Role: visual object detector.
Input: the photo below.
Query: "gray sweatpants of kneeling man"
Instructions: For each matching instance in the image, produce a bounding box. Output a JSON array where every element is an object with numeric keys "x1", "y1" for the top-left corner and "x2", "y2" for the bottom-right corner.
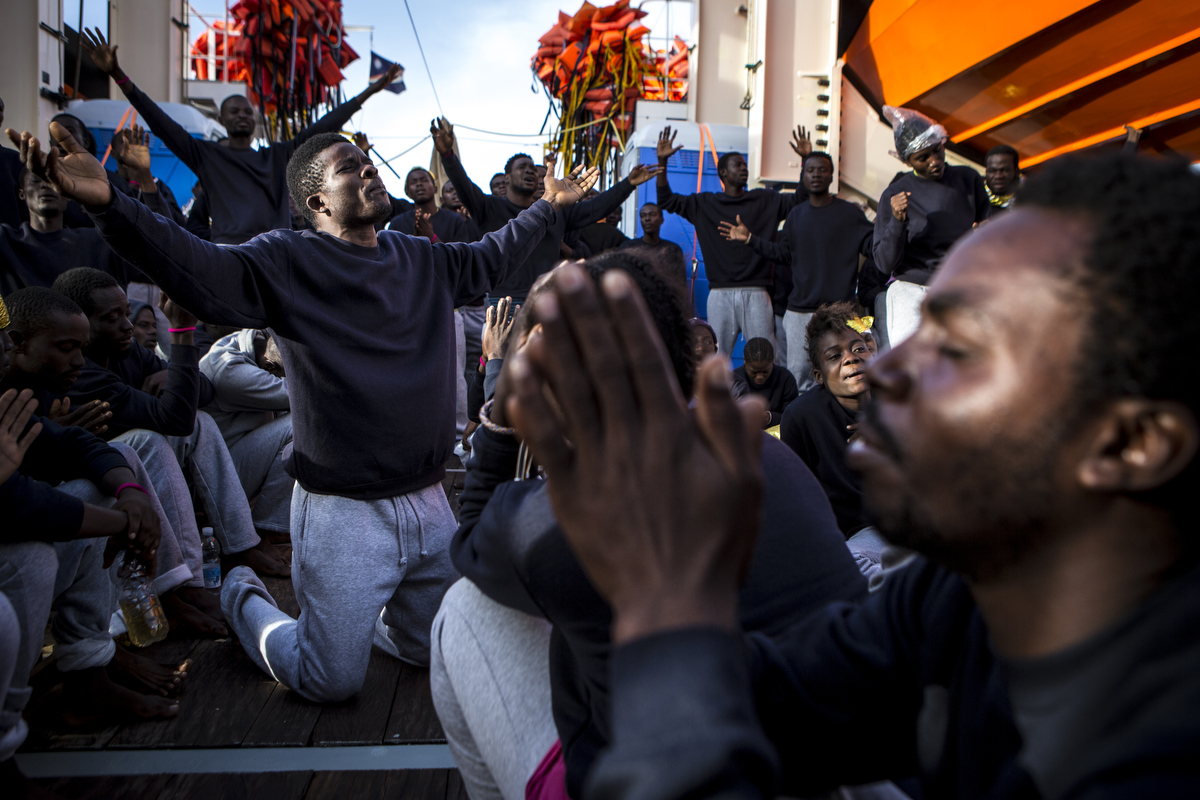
[{"x1": 221, "y1": 482, "x2": 459, "y2": 702}]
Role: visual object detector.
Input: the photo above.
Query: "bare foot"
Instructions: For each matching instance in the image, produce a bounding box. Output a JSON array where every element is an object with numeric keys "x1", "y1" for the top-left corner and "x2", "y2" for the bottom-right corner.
[
  {"x1": 62, "y1": 666, "x2": 179, "y2": 725},
  {"x1": 162, "y1": 590, "x2": 228, "y2": 638},
  {"x1": 227, "y1": 538, "x2": 291, "y2": 577},
  {"x1": 109, "y1": 644, "x2": 190, "y2": 696},
  {"x1": 177, "y1": 585, "x2": 225, "y2": 622}
]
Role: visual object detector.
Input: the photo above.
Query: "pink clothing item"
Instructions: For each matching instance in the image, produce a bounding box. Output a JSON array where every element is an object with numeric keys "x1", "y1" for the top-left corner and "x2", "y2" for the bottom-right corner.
[{"x1": 526, "y1": 740, "x2": 571, "y2": 800}]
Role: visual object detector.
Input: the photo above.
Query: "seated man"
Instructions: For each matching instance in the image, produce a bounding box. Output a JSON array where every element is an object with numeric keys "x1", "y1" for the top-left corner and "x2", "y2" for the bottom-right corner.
[
  {"x1": 50, "y1": 268, "x2": 289, "y2": 581},
  {"x1": 2, "y1": 287, "x2": 231, "y2": 635},
  {"x1": 200, "y1": 329, "x2": 293, "y2": 540},
  {"x1": 779, "y1": 302, "x2": 898, "y2": 583},
  {"x1": 432, "y1": 252, "x2": 866, "y2": 800},
  {"x1": 0, "y1": 298, "x2": 186, "y2": 792},
  {"x1": 732, "y1": 338, "x2": 798, "y2": 428},
  {"x1": 509, "y1": 154, "x2": 1200, "y2": 799}
]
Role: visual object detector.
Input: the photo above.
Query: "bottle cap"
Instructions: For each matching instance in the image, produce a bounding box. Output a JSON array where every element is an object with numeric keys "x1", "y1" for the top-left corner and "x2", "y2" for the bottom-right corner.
[{"x1": 202, "y1": 527, "x2": 214, "y2": 536}]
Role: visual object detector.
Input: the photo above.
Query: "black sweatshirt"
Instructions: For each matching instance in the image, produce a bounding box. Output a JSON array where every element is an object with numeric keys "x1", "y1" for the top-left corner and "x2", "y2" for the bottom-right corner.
[
  {"x1": 89, "y1": 189, "x2": 558, "y2": 499},
  {"x1": 656, "y1": 184, "x2": 803, "y2": 287},
  {"x1": 388, "y1": 207, "x2": 475, "y2": 243},
  {"x1": 123, "y1": 83, "x2": 366, "y2": 244},
  {"x1": 0, "y1": 412, "x2": 129, "y2": 543},
  {"x1": 69, "y1": 339, "x2": 214, "y2": 439},
  {"x1": 747, "y1": 198, "x2": 873, "y2": 312},
  {"x1": 590, "y1": 555, "x2": 1200, "y2": 800},
  {"x1": 732, "y1": 365, "x2": 799, "y2": 428},
  {"x1": 0, "y1": 147, "x2": 23, "y2": 228},
  {"x1": 577, "y1": 221, "x2": 629, "y2": 255},
  {"x1": 0, "y1": 223, "x2": 137, "y2": 296},
  {"x1": 441, "y1": 151, "x2": 635, "y2": 300},
  {"x1": 874, "y1": 166, "x2": 989, "y2": 285},
  {"x1": 451, "y1": 426, "x2": 867, "y2": 798},
  {"x1": 780, "y1": 386, "x2": 866, "y2": 536}
]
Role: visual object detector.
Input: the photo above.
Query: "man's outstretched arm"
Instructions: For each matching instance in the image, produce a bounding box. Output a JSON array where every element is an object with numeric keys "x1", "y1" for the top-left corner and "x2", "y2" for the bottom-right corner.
[
  {"x1": 7, "y1": 125, "x2": 280, "y2": 328},
  {"x1": 565, "y1": 163, "x2": 659, "y2": 230}
]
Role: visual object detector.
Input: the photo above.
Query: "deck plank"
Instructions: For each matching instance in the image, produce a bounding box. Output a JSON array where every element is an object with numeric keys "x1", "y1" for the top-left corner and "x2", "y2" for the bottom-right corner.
[
  {"x1": 260, "y1": 545, "x2": 300, "y2": 619},
  {"x1": 242, "y1": 683, "x2": 323, "y2": 747},
  {"x1": 159, "y1": 770, "x2": 314, "y2": 800},
  {"x1": 447, "y1": 768, "x2": 469, "y2": 800},
  {"x1": 108, "y1": 639, "x2": 276, "y2": 748},
  {"x1": 384, "y1": 665, "x2": 446, "y2": 744},
  {"x1": 309, "y1": 650, "x2": 402, "y2": 745},
  {"x1": 303, "y1": 768, "x2": 449, "y2": 800}
]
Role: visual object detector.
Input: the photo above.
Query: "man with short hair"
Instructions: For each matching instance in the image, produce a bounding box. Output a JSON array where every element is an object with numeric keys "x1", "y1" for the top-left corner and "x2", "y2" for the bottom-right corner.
[
  {"x1": 510, "y1": 153, "x2": 1200, "y2": 799},
  {"x1": 720, "y1": 152, "x2": 873, "y2": 389},
  {"x1": 434, "y1": 117, "x2": 654, "y2": 301},
  {"x1": 656, "y1": 126, "x2": 812, "y2": 355},
  {"x1": 620, "y1": 203, "x2": 686, "y2": 287},
  {"x1": 82, "y1": 29, "x2": 402, "y2": 244},
  {"x1": 52, "y1": 267, "x2": 290, "y2": 583},
  {"x1": 874, "y1": 106, "x2": 989, "y2": 345},
  {"x1": 984, "y1": 145, "x2": 1020, "y2": 217},
  {"x1": 0, "y1": 168, "x2": 135, "y2": 296},
  {"x1": 9, "y1": 119, "x2": 597, "y2": 703},
  {"x1": 732, "y1": 338, "x2": 798, "y2": 429},
  {"x1": 489, "y1": 172, "x2": 508, "y2": 197},
  {"x1": 389, "y1": 167, "x2": 474, "y2": 244}
]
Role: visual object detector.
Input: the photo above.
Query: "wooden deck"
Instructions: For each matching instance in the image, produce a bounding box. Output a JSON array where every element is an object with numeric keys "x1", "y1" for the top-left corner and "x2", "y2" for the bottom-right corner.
[{"x1": 17, "y1": 466, "x2": 468, "y2": 799}]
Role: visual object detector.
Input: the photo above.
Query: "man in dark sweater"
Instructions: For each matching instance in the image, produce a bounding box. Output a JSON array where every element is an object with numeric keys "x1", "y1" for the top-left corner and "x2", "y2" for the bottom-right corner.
[
  {"x1": 0, "y1": 97, "x2": 24, "y2": 229},
  {"x1": 576, "y1": 205, "x2": 629, "y2": 256},
  {"x1": 874, "y1": 106, "x2": 989, "y2": 345},
  {"x1": 720, "y1": 152, "x2": 873, "y2": 389},
  {"x1": 52, "y1": 268, "x2": 289, "y2": 585},
  {"x1": 388, "y1": 167, "x2": 475, "y2": 244},
  {"x1": 434, "y1": 117, "x2": 655, "y2": 301},
  {"x1": 732, "y1": 338, "x2": 798, "y2": 429},
  {"x1": 0, "y1": 168, "x2": 135, "y2": 296},
  {"x1": 619, "y1": 203, "x2": 686, "y2": 289},
  {"x1": 656, "y1": 126, "x2": 812, "y2": 355},
  {"x1": 508, "y1": 155, "x2": 1200, "y2": 800},
  {"x1": 82, "y1": 29, "x2": 402, "y2": 244},
  {"x1": 430, "y1": 252, "x2": 866, "y2": 800},
  {"x1": 0, "y1": 296, "x2": 183, "y2": 780},
  {"x1": 8, "y1": 120, "x2": 597, "y2": 703}
]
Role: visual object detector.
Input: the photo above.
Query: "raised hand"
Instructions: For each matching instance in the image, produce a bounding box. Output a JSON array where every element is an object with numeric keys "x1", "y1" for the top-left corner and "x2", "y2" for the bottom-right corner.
[
  {"x1": 0, "y1": 388, "x2": 41, "y2": 485},
  {"x1": 657, "y1": 126, "x2": 684, "y2": 162},
  {"x1": 430, "y1": 117, "x2": 456, "y2": 156},
  {"x1": 6, "y1": 124, "x2": 113, "y2": 208},
  {"x1": 482, "y1": 296, "x2": 520, "y2": 361},
  {"x1": 414, "y1": 207, "x2": 435, "y2": 240},
  {"x1": 507, "y1": 265, "x2": 767, "y2": 643},
  {"x1": 158, "y1": 291, "x2": 198, "y2": 330},
  {"x1": 368, "y1": 63, "x2": 403, "y2": 96},
  {"x1": 540, "y1": 154, "x2": 600, "y2": 211},
  {"x1": 627, "y1": 163, "x2": 661, "y2": 186},
  {"x1": 717, "y1": 214, "x2": 751, "y2": 244},
  {"x1": 80, "y1": 27, "x2": 121, "y2": 76},
  {"x1": 890, "y1": 191, "x2": 910, "y2": 222},
  {"x1": 114, "y1": 124, "x2": 152, "y2": 172},
  {"x1": 790, "y1": 125, "x2": 813, "y2": 158},
  {"x1": 352, "y1": 132, "x2": 371, "y2": 154},
  {"x1": 48, "y1": 397, "x2": 112, "y2": 436}
]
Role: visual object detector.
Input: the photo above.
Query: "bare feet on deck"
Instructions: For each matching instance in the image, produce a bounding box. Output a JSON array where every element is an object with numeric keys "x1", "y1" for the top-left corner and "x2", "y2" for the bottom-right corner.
[
  {"x1": 61, "y1": 665, "x2": 179, "y2": 726},
  {"x1": 109, "y1": 644, "x2": 190, "y2": 696},
  {"x1": 162, "y1": 589, "x2": 228, "y2": 638},
  {"x1": 177, "y1": 585, "x2": 225, "y2": 622},
  {"x1": 227, "y1": 537, "x2": 291, "y2": 577}
]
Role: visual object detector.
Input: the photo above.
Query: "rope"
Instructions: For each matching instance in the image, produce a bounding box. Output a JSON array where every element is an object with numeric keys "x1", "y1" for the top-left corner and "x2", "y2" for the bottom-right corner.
[{"x1": 402, "y1": 0, "x2": 444, "y2": 117}]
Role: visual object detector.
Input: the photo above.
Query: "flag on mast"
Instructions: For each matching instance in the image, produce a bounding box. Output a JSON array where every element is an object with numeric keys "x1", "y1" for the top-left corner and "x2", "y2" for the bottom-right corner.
[{"x1": 370, "y1": 52, "x2": 406, "y2": 94}]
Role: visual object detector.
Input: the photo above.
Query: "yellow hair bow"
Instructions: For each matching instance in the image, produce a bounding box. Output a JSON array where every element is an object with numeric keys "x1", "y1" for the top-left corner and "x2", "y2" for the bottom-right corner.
[{"x1": 846, "y1": 316, "x2": 873, "y2": 334}]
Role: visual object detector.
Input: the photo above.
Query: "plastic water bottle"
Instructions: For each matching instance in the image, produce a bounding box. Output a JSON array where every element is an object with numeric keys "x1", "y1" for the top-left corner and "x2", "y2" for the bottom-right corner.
[
  {"x1": 202, "y1": 527, "x2": 222, "y2": 589},
  {"x1": 117, "y1": 553, "x2": 169, "y2": 647}
]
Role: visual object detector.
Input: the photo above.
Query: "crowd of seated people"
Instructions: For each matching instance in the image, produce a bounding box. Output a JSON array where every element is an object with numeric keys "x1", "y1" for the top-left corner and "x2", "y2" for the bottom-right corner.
[{"x1": 3, "y1": 28, "x2": 1197, "y2": 800}]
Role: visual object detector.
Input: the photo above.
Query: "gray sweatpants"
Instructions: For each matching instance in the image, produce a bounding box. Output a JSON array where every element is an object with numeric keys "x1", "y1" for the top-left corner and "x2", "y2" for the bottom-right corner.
[
  {"x1": 885, "y1": 280, "x2": 927, "y2": 346},
  {"x1": 221, "y1": 481, "x2": 459, "y2": 702},
  {"x1": 0, "y1": 528, "x2": 117, "y2": 760},
  {"x1": 117, "y1": 412, "x2": 260, "y2": 565},
  {"x1": 430, "y1": 579, "x2": 557, "y2": 800},
  {"x1": 706, "y1": 287, "x2": 776, "y2": 355},
  {"x1": 782, "y1": 310, "x2": 817, "y2": 392},
  {"x1": 227, "y1": 415, "x2": 293, "y2": 535}
]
